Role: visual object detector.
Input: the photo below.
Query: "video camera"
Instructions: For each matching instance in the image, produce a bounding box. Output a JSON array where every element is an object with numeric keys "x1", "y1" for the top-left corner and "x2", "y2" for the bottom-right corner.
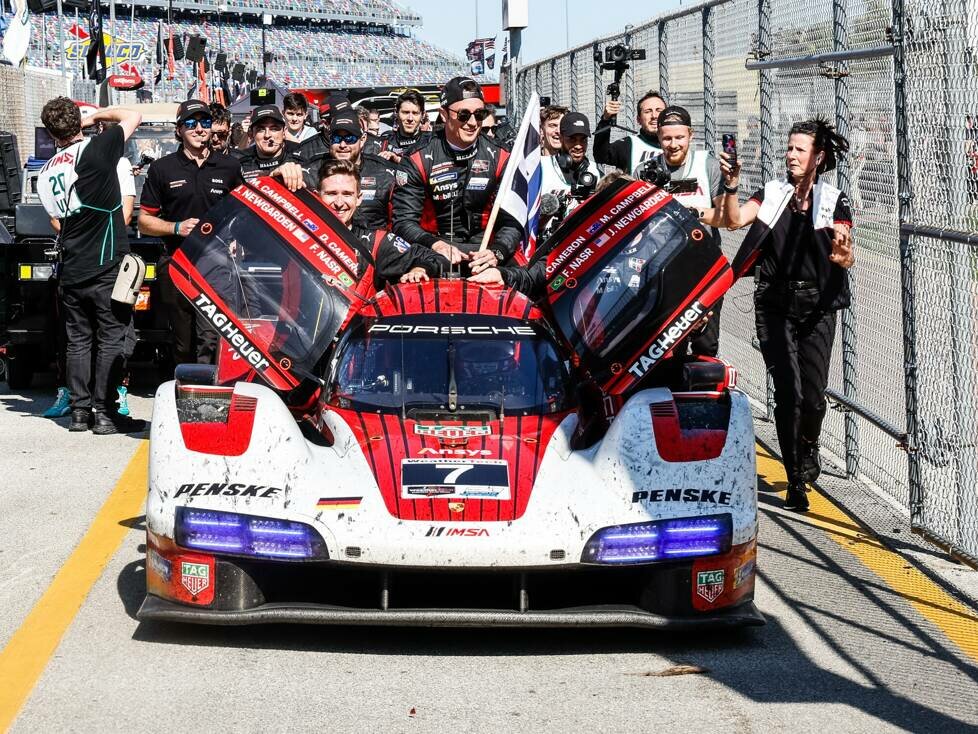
[{"x1": 594, "y1": 43, "x2": 646, "y2": 101}]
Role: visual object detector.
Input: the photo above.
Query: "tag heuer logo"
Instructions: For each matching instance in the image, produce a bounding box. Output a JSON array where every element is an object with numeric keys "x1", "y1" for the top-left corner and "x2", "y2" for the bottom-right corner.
[
  {"x1": 414, "y1": 424, "x2": 491, "y2": 439},
  {"x1": 696, "y1": 569, "x2": 725, "y2": 603},
  {"x1": 180, "y1": 561, "x2": 210, "y2": 596}
]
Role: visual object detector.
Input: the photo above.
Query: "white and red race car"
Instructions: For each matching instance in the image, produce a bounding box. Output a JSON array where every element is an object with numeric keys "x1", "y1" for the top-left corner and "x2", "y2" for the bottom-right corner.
[{"x1": 138, "y1": 177, "x2": 762, "y2": 628}]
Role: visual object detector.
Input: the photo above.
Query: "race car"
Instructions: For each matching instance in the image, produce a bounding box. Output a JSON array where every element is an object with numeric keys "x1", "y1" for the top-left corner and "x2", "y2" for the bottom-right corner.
[{"x1": 138, "y1": 176, "x2": 762, "y2": 628}]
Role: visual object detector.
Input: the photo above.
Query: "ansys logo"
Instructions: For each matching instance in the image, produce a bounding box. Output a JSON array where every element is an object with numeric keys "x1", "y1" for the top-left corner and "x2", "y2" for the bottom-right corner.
[{"x1": 63, "y1": 23, "x2": 145, "y2": 68}]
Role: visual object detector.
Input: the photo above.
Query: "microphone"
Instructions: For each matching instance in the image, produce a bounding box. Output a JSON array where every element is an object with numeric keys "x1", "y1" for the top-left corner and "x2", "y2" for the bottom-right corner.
[{"x1": 540, "y1": 192, "x2": 562, "y2": 217}]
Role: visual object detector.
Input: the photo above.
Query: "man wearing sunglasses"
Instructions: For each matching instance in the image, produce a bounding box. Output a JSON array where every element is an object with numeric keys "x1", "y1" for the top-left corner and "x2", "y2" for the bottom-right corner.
[
  {"x1": 208, "y1": 103, "x2": 232, "y2": 154},
  {"x1": 237, "y1": 104, "x2": 308, "y2": 189},
  {"x1": 138, "y1": 99, "x2": 243, "y2": 365},
  {"x1": 392, "y1": 76, "x2": 521, "y2": 271}
]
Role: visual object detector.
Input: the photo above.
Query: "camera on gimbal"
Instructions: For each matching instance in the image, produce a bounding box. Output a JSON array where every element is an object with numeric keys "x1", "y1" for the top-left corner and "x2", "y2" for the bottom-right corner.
[
  {"x1": 570, "y1": 170, "x2": 598, "y2": 200},
  {"x1": 593, "y1": 43, "x2": 647, "y2": 100}
]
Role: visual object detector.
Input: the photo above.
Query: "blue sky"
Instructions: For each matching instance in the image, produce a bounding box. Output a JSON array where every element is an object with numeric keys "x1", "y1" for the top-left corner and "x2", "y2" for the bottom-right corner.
[{"x1": 406, "y1": 0, "x2": 682, "y2": 69}]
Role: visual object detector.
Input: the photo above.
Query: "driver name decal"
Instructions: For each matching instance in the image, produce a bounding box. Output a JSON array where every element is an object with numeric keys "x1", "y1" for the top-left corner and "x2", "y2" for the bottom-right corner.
[
  {"x1": 626, "y1": 301, "x2": 705, "y2": 379},
  {"x1": 193, "y1": 293, "x2": 272, "y2": 372}
]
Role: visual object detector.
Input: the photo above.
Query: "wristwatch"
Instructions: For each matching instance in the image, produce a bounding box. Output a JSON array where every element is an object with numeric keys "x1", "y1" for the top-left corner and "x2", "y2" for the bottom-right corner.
[{"x1": 491, "y1": 248, "x2": 506, "y2": 264}]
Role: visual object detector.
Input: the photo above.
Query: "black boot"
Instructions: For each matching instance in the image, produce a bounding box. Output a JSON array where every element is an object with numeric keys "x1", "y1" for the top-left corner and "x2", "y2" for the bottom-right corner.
[
  {"x1": 69, "y1": 409, "x2": 92, "y2": 432},
  {"x1": 798, "y1": 438, "x2": 822, "y2": 483},
  {"x1": 784, "y1": 482, "x2": 810, "y2": 512},
  {"x1": 92, "y1": 410, "x2": 146, "y2": 435}
]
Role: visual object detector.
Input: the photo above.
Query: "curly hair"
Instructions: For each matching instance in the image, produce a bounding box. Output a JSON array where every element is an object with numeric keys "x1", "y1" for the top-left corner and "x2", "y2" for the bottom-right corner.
[
  {"x1": 789, "y1": 117, "x2": 850, "y2": 174},
  {"x1": 41, "y1": 96, "x2": 81, "y2": 144}
]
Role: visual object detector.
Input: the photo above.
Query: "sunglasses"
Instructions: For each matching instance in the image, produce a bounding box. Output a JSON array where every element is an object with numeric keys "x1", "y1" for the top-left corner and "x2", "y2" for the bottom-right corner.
[
  {"x1": 331, "y1": 133, "x2": 360, "y2": 145},
  {"x1": 211, "y1": 131, "x2": 230, "y2": 141},
  {"x1": 449, "y1": 108, "x2": 491, "y2": 124},
  {"x1": 182, "y1": 117, "x2": 213, "y2": 130}
]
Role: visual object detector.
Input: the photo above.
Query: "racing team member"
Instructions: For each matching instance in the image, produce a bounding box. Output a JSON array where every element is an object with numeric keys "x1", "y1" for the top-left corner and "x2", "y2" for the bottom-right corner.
[
  {"x1": 237, "y1": 105, "x2": 308, "y2": 184},
  {"x1": 138, "y1": 99, "x2": 243, "y2": 365},
  {"x1": 283, "y1": 92, "x2": 317, "y2": 143},
  {"x1": 539, "y1": 112, "x2": 601, "y2": 201},
  {"x1": 37, "y1": 98, "x2": 144, "y2": 434},
  {"x1": 723, "y1": 119, "x2": 854, "y2": 512},
  {"x1": 391, "y1": 76, "x2": 522, "y2": 273},
  {"x1": 640, "y1": 105, "x2": 728, "y2": 357},
  {"x1": 302, "y1": 109, "x2": 397, "y2": 230},
  {"x1": 540, "y1": 105, "x2": 568, "y2": 157},
  {"x1": 300, "y1": 94, "x2": 353, "y2": 164},
  {"x1": 209, "y1": 103, "x2": 232, "y2": 154},
  {"x1": 595, "y1": 90, "x2": 666, "y2": 172},
  {"x1": 375, "y1": 89, "x2": 431, "y2": 165},
  {"x1": 316, "y1": 158, "x2": 441, "y2": 292}
]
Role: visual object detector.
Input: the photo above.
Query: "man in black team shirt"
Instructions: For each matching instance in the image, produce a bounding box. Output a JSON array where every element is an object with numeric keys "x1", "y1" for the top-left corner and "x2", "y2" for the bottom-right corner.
[
  {"x1": 138, "y1": 99, "x2": 243, "y2": 365},
  {"x1": 36, "y1": 97, "x2": 145, "y2": 434},
  {"x1": 236, "y1": 104, "x2": 308, "y2": 187},
  {"x1": 304, "y1": 109, "x2": 397, "y2": 230},
  {"x1": 594, "y1": 90, "x2": 666, "y2": 173},
  {"x1": 375, "y1": 89, "x2": 431, "y2": 165},
  {"x1": 391, "y1": 76, "x2": 521, "y2": 272}
]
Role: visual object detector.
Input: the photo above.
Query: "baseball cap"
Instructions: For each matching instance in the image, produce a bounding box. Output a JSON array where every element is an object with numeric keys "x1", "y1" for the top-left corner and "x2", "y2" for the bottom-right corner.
[
  {"x1": 250, "y1": 104, "x2": 285, "y2": 126},
  {"x1": 318, "y1": 94, "x2": 351, "y2": 116},
  {"x1": 560, "y1": 112, "x2": 591, "y2": 137},
  {"x1": 330, "y1": 110, "x2": 362, "y2": 136},
  {"x1": 657, "y1": 105, "x2": 693, "y2": 128},
  {"x1": 440, "y1": 76, "x2": 484, "y2": 107},
  {"x1": 176, "y1": 99, "x2": 209, "y2": 124}
]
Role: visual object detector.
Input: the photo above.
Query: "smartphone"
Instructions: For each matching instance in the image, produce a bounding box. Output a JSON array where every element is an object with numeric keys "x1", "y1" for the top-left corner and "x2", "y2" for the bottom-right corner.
[{"x1": 722, "y1": 133, "x2": 738, "y2": 167}]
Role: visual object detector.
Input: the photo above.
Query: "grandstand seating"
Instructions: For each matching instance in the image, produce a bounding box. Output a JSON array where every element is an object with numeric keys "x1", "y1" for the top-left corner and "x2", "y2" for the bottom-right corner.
[{"x1": 19, "y1": 0, "x2": 467, "y2": 89}]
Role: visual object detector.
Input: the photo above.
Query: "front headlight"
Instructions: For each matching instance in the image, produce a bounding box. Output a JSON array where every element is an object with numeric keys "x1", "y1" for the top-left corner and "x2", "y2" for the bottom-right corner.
[
  {"x1": 581, "y1": 514, "x2": 732, "y2": 565},
  {"x1": 175, "y1": 507, "x2": 327, "y2": 560}
]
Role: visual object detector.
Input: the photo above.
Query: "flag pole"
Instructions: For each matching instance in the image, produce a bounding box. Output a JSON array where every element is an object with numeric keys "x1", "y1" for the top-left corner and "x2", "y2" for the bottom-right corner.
[
  {"x1": 57, "y1": 0, "x2": 66, "y2": 79},
  {"x1": 478, "y1": 92, "x2": 538, "y2": 252}
]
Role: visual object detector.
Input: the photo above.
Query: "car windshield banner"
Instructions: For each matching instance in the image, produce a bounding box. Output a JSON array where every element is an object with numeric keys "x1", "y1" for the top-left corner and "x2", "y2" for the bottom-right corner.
[
  {"x1": 170, "y1": 177, "x2": 369, "y2": 390},
  {"x1": 533, "y1": 178, "x2": 733, "y2": 397}
]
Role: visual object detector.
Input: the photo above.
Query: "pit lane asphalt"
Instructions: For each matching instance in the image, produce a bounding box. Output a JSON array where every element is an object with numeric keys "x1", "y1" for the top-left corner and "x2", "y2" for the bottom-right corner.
[{"x1": 1, "y1": 378, "x2": 977, "y2": 734}]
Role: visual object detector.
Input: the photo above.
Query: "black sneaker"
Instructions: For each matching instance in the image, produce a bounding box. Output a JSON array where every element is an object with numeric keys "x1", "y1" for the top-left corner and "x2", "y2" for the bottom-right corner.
[
  {"x1": 92, "y1": 411, "x2": 146, "y2": 435},
  {"x1": 784, "y1": 482, "x2": 810, "y2": 512},
  {"x1": 68, "y1": 409, "x2": 92, "y2": 432},
  {"x1": 798, "y1": 439, "x2": 822, "y2": 482}
]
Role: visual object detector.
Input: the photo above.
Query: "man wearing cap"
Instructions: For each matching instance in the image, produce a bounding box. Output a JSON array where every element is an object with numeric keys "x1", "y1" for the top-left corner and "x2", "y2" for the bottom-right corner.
[
  {"x1": 303, "y1": 109, "x2": 398, "y2": 230},
  {"x1": 237, "y1": 104, "x2": 308, "y2": 189},
  {"x1": 644, "y1": 104, "x2": 729, "y2": 357},
  {"x1": 299, "y1": 94, "x2": 353, "y2": 164},
  {"x1": 594, "y1": 90, "x2": 666, "y2": 173},
  {"x1": 138, "y1": 99, "x2": 243, "y2": 365},
  {"x1": 391, "y1": 76, "x2": 521, "y2": 272},
  {"x1": 540, "y1": 111, "x2": 601, "y2": 200}
]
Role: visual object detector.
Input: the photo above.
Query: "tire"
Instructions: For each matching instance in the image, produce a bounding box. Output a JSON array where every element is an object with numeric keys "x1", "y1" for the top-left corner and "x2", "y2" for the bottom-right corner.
[{"x1": 5, "y1": 355, "x2": 34, "y2": 390}]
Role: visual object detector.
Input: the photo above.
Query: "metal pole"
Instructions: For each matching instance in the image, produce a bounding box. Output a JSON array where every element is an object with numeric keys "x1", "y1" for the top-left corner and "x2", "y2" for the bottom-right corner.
[
  {"x1": 570, "y1": 50, "x2": 578, "y2": 111},
  {"x1": 702, "y1": 5, "x2": 716, "y2": 154},
  {"x1": 57, "y1": 0, "x2": 66, "y2": 79},
  {"x1": 891, "y1": 0, "x2": 923, "y2": 523},
  {"x1": 593, "y1": 42, "x2": 604, "y2": 134},
  {"x1": 565, "y1": 0, "x2": 569, "y2": 50},
  {"x1": 834, "y1": 0, "x2": 860, "y2": 479},
  {"x1": 550, "y1": 57, "x2": 557, "y2": 104},
  {"x1": 658, "y1": 21, "x2": 669, "y2": 100},
  {"x1": 509, "y1": 29, "x2": 521, "y2": 123},
  {"x1": 758, "y1": 0, "x2": 776, "y2": 422}
]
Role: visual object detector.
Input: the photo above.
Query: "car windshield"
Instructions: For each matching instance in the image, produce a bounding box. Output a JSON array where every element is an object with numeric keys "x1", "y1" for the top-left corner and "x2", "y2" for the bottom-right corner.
[{"x1": 327, "y1": 316, "x2": 572, "y2": 416}]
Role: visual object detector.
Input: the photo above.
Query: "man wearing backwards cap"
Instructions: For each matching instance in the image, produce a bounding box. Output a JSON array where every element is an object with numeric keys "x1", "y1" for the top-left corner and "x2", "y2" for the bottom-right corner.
[
  {"x1": 302, "y1": 108, "x2": 398, "y2": 230},
  {"x1": 236, "y1": 104, "x2": 308, "y2": 189},
  {"x1": 391, "y1": 76, "x2": 522, "y2": 272},
  {"x1": 643, "y1": 104, "x2": 731, "y2": 357},
  {"x1": 539, "y1": 111, "x2": 601, "y2": 202}
]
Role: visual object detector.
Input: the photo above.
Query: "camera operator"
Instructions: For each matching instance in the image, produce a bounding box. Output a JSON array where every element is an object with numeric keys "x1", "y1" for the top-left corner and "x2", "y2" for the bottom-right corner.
[
  {"x1": 36, "y1": 97, "x2": 145, "y2": 434},
  {"x1": 540, "y1": 105, "x2": 568, "y2": 157},
  {"x1": 315, "y1": 158, "x2": 442, "y2": 293},
  {"x1": 637, "y1": 105, "x2": 729, "y2": 357},
  {"x1": 724, "y1": 118, "x2": 854, "y2": 512},
  {"x1": 391, "y1": 76, "x2": 521, "y2": 273},
  {"x1": 138, "y1": 99, "x2": 243, "y2": 365},
  {"x1": 237, "y1": 105, "x2": 308, "y2": 187},
  {"x1": 375, "y1": 89, "x2": 431, "y2": 165},
  {"x1": 283, "y1": 92, "x2": 317, "y2": 144},
  {"x1": 208, "y1": 103, "x2": 232, "y2": 154},
  {"x1": 305, "y1": 109, "x2": 397, "y2": 230},
  {"x1": 538, "y1": 112, "x2": 600, "y2": 232},
  {"x1": 594, "y1": 90, "x2": 666, "y2": 172}
]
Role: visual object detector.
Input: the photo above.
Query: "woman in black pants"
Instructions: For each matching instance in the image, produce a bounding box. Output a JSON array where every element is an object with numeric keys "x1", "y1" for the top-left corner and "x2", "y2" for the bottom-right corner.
[{"x1": 721, "y1": 119, "x2": 855, "y2": 511}]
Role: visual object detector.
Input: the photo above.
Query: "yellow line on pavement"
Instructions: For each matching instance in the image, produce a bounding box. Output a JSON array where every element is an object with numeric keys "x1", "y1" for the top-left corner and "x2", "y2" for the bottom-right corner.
[
  {"x1": 0, "y1": 442, "x2": 148, "y2": 733},
  {"x1": 756, "y1": 444, "x2": 978, "y2": 663}
]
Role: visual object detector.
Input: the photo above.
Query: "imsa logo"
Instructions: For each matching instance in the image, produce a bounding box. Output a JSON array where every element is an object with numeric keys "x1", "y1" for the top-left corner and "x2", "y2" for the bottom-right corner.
[{"x1": 425, "y1": 526, "x2": 489, "y2": 537}]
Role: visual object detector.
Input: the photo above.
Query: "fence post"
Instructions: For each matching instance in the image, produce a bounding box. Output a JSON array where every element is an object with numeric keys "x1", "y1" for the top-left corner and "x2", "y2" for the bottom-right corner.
[
  {"x1": 758, "y1": 0, "x2": 776, "y2": 421},
  {"x1": 891, "y1": 0, "x2": 922, "y2": 522},
  {"x1": 570, "y1": 50, "x2": 579, "y2": 111},
  {"x1": 550, "y1": 57, "x2": 558, "y2": 104},
  {"x1": 702, "y1": 5, "x2": 716, "y2": 154},
  {"x1": 658, "y1": 21, "x2": 670, "y2": 100},
  {"x1": 833, "y1": 0, "x2": 860, "y2": 479},
  {"x1": 593, "y1": 42, "x2": 604, "y2": 132}
]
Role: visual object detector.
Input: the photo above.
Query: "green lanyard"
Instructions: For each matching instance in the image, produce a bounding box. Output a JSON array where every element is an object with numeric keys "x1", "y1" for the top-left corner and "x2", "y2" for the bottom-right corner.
[{"x1": 78, "y1": 201, "x2": 122, "y2": 265}]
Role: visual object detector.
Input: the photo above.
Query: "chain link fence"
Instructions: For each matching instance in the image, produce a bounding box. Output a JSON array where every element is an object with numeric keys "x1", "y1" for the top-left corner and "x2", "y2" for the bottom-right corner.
[{"x1": 513, "y1": 0, "x2": 978, "y2": 565}]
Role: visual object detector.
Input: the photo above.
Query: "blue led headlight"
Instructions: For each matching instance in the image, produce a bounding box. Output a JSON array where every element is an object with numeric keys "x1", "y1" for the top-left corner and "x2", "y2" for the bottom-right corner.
[
  {"x1": 175, "y1": 507, "x2": 327, "y2": 560},
  {"x1": 581, "y1": 514, "x2": 732, "y2": 565}
]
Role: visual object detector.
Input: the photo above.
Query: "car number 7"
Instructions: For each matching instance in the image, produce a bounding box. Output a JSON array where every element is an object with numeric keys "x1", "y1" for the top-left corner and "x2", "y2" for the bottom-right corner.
[{"x1": 436, "y1": 464, "x2": 473, "y2": 484}]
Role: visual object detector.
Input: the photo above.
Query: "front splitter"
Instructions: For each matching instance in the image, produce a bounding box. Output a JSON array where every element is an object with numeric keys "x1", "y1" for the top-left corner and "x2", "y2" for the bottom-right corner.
[{"x1": 137, "y1": 595, "x2": 765, "y2": 629}]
